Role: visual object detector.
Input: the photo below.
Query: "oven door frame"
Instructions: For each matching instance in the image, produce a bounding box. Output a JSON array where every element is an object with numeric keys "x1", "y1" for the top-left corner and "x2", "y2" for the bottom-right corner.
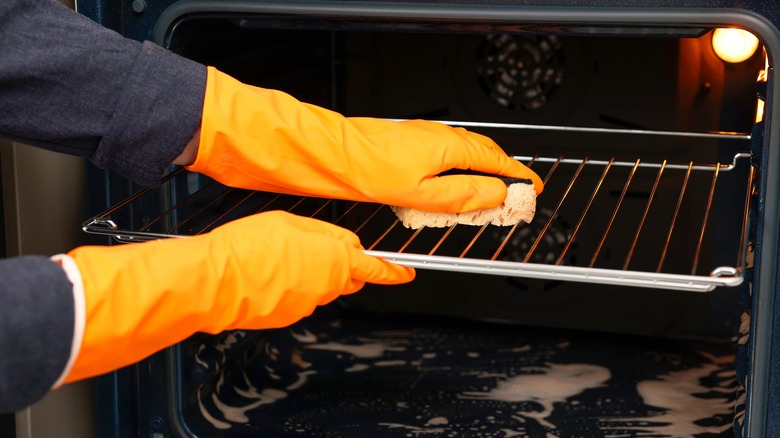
[
  {"x1": 154, "y1": 4, "x2": 780, "y2": 437},
  {"x1": 78, "y1": 1, "x2": 780, "y2": 436}
]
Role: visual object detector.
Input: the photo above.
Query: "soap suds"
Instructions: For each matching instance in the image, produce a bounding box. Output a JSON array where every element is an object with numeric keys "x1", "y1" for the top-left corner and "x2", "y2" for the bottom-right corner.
[
  {"x1": 214, "y1": 332, "x2": 243, "y2": 353},
  {"x1": 378, "y1": 423, "x2": 448, "y2": 435},
  {"x1": 305, "y1": 342, "x2": 393, "y2": 358},
  {"x1": 602, "y1": 356, "x2": 735, "y2": 437},
  {"x1": 290, "y1": 349, "x2": 312, "y2": 369},
  {"x1": 212, "y1": 388, "x2": 287, "y2": 423},
  {"x1": 345, "y1": 363, "x2": 370, "y2": 372},
  {"x1": 290, "y1": 328, "x2": 318, "y2": 343},
  {"x1": 195, "y1": 345, "x2": 209, "y2": 370},
  {"x1": 286, "y1": 370, "x2": 317, "y2": 391},
  {"x1": 461, "y1": 363, "x2": 611, "y2": 429},
  {"x1": 234, "y1": 371, "x2": 287, "y2": 401},
  {"x1": 198, "y1": 388, "x2": 231, "y2": 430},
  {"x1": 375, "y1": 360, "x2": 407, "y2": 367}
]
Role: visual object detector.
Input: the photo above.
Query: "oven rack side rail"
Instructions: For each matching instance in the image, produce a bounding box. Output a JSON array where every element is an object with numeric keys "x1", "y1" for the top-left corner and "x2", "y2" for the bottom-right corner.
[
  {"x1": 364, "y1": 251, "x2": 742, "y2": 292},
  {"x1": 81, "y1": 152, "x2": 755, "y2": 294}
]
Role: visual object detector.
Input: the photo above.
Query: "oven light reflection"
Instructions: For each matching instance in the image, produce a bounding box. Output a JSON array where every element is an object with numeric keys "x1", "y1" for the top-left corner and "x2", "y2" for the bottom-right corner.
[{"x1": 756, "y1": 52, "x2": 768, "y2": 123}]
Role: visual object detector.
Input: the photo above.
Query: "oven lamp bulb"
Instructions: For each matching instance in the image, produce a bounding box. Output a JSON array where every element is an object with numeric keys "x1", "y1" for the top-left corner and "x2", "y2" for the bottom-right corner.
[{"x1": 711, "y1": 28, "x2": 759, "y2": 63}]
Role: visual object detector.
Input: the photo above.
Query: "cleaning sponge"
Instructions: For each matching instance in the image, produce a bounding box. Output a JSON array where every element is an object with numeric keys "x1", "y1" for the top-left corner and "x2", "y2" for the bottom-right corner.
[{"x1": 391, "y1": 178, "x2": 536, "y2": 228}]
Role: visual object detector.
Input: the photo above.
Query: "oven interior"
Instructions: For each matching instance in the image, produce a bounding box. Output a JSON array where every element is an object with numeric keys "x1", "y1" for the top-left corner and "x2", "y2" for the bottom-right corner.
[{"x1": 88, "y1": 14, "x2": 768, "y2": 437}]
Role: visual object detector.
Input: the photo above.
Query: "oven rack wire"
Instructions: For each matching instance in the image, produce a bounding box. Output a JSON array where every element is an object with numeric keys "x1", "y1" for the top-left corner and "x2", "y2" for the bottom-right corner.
[{"x1": 83, "y1": 151, "x2": 754, "y2": 293}]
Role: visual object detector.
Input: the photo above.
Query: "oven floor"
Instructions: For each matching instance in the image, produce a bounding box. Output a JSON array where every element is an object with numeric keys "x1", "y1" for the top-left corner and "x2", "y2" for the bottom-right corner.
[{"x1": 183, "y1": 305, "x2": 737, "y2": 437}]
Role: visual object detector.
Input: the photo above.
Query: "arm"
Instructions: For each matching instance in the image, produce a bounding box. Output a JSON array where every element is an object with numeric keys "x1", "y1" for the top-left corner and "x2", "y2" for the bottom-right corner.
[
  {"x1": 0, "y1": 0, "x2": 540, "y2": 413},
  {"x1": 0, "y1": 0, "x2": 204, "y2": 412},
  {"x1": 174, "y1": 128, "x2": 201, "y2": 166},
  {"x1": 0, "y1": 212, "x2": 414, "y2": 414},
  {"x1": 0, "y1": 257, "x2": 75, "y2": 412},
  {"x1": 0, "y1": 0, "x2": 206, "y2": 186}
]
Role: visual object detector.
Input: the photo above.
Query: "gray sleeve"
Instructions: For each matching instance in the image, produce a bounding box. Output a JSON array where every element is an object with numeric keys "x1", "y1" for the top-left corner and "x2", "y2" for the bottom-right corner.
[
  {"x1": 0, "y1": 256, "x2": 75, "y2": 413},
  {"x1": 0, "y1": 0, "x2": 207, "y2": 187}
]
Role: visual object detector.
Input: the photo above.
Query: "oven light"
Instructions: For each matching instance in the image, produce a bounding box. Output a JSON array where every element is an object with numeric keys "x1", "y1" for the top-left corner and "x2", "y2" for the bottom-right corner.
[{"x1": 711, "y1": 28, "x2": 759, "y2": 63}]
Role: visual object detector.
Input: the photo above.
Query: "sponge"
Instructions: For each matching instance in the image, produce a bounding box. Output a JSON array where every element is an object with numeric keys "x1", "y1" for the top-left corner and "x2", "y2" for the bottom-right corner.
[{"x1": 391, "y1": 178, "x2": 536, "y2": 229}]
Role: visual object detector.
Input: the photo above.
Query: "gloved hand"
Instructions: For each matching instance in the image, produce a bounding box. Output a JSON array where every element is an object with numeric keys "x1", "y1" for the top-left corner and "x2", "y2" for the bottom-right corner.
[
  {"x1": 61, "y1": 211, "x2": 413, "y2": 383},
  {"x1": 187, "y1": 67, "x2": 543, "y2": 213}
]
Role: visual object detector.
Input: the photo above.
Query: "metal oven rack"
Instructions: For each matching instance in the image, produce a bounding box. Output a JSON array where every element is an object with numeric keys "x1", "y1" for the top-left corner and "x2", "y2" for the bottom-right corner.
[{"x1": 83, "y1": 123, "x2": 755, "y2": 293}]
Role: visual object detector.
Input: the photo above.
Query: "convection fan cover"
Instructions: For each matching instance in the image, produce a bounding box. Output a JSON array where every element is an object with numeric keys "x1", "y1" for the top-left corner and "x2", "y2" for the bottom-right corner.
[{"x1": 476, "y1": 34, "x2": 565, "y2": 110}]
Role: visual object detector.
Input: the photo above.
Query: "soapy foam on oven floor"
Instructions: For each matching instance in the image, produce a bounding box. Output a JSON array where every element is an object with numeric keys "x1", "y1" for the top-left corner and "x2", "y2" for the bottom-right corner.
[
  {"x1": 600, "y1": 353, "x2": 736, "y2": 437},
  {"x1": 190, "y1": 309, "x2": 736, "y2": 436},
  {"x1": 460, "y1": 363, "x2": 611, "y2": 429}
]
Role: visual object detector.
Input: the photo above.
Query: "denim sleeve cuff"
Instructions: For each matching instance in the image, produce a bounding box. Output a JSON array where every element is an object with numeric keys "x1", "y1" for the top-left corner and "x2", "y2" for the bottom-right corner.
[
  {"x1": 90, "y1": 42, "x2": 206, "y2": 187},
  {"x1": 0, "y1": 256, "x2": 75, "y2": 413}
]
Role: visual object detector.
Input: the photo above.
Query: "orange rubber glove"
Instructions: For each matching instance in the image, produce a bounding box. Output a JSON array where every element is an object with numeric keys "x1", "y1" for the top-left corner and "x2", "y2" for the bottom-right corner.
[
  {"x1": 187, "y1": 67, "x2": 543, "y2": 213},
  {"x1": 60, "y1": 211, "x2": 413, "y2": 383}
]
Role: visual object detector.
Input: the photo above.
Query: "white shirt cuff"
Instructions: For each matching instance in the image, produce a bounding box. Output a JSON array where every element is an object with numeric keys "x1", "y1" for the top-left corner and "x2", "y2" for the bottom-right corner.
[{"x1": 50, "y1": 254, "x2": 86, "y2": 388}]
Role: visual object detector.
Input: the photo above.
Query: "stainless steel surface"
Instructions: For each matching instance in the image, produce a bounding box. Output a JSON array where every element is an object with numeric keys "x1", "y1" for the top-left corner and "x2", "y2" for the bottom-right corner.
[
  {"x1": 1, "y1": 139, "x2": 96, "y2": 437},
  {"x1": 388, "y1": 118, "x2": 753, "y2": 140},
  {"x1": 363, "y1": 250, "x2": 743, "y2": 291}
]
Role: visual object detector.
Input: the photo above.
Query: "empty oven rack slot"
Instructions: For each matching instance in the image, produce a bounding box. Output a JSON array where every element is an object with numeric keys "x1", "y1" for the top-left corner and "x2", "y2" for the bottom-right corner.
[{"x1": 83, "y1": 152, "x2": 754, "y2": 293}]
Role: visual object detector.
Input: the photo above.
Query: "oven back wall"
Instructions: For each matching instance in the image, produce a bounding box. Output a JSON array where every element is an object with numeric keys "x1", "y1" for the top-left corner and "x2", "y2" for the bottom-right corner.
[{"x1": 164, "y1": 17, "x2": 753, "y2": 340}]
